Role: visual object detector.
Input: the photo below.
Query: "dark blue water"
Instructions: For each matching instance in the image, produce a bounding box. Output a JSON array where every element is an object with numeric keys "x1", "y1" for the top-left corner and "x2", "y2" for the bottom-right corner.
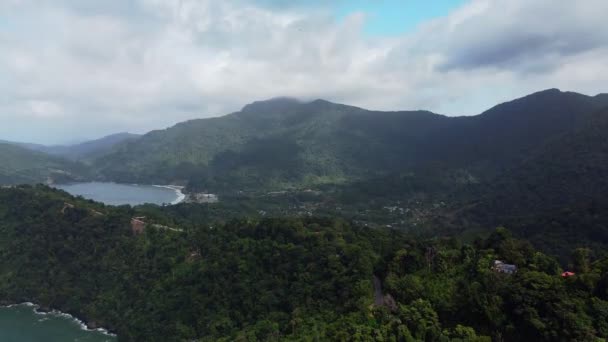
[
  {"x1": 55, "y1": 182, "x2": 184, "y2": 206},
  {"x1": 0, "y1": 304, "x2": 116, "y2": 342}
]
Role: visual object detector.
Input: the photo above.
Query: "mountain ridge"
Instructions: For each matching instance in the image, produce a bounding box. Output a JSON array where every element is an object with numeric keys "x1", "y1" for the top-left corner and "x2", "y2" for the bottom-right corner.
[
  {"x1": 2, "y1": 132, "x2": 140, "y2": 162},
  {"x1": 91, "y1": 88, "x2": 607, "y2": 192},
  {"x1": 0, "y1": 142, "x2": 91, "y2": 184}
]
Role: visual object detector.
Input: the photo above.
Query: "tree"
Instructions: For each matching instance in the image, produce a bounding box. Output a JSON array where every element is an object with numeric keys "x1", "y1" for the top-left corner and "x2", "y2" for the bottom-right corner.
[{"x1": 572, "y1": 248, "x2": 592, "y2": 274}]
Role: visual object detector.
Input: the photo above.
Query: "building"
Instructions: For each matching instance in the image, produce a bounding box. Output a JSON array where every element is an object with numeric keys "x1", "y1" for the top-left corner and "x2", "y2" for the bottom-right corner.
[
  {"x1": 561, "y1": 271, "x2": 576, "y2": 278},
  {"x1": 187, "y1": 193, "x2": 219, "y2": 204},
  {"x1": 131, "y1": 217, "x2": 146, "y2": 235},
  {"x1": 493, "y1": 260, "x2": 517, "y2": 274}
]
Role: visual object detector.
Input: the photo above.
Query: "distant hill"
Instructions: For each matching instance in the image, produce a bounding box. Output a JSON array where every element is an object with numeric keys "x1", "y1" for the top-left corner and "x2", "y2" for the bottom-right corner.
[
  {"x1": 0, "y1": 143, "x2": 91, "y2": 185},
  {"x1": 92, "y1": 89, "x2": 608, "y2": 192},
  {"x1": 8, "y1": 133, "x2": 140, "y2": 162}
]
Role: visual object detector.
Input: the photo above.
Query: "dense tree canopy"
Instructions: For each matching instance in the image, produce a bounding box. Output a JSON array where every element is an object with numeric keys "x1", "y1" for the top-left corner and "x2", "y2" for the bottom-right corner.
[{"x1": 1, "y1": 186, "x2": 607, "y2": 341}]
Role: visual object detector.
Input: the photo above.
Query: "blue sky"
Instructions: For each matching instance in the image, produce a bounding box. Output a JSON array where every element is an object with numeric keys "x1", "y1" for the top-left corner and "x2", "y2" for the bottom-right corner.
[{"x1": 333, "y1": 0, "x2": 466, "y2": 35}]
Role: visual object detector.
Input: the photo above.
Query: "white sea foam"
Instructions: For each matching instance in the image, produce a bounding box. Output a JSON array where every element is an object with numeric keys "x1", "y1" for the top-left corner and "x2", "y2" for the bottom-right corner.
[
  {"x1": 2, "y1": 302, "x2": 117, "y2": 337},
  {"x1": 153, "y1": 184, "x2": 186, "y2": 205},
  {"x1": 3, "y1": 301, "x2": 35, "y2": 308}
]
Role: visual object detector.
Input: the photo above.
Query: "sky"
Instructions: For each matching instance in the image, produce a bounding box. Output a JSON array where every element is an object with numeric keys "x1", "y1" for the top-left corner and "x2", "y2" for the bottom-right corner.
[{"x1": 1, "y1": 0, "x2": 607, "y2": 144}]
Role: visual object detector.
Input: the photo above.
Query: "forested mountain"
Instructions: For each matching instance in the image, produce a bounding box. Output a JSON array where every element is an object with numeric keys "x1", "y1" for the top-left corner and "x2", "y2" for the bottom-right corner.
[
  {"x1": 0, "y1": 143, "x2": 90, "y2": 184},
  {"x1": 476, "y1": 106, "x2": 608, "y2": 215},
  {"x1": 12, "y1": 132, "x2": 140, "y2": 162},
  {"x1": 92, "y1": 89, "x2": 608, "y2": 192},
  {"x1": 450, "y1": 106, "x2": 608, "y2": 259},
  {"x1": 92, "y1": 98, "x2": 450, "y2": 189},
  {"x1": 2, "y1": 185, "x2": 608, "y2": 341}
]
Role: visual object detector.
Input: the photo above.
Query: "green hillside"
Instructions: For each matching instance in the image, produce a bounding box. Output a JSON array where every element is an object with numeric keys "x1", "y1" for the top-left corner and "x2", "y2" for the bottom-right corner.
[
  {"x1": 6, "y1": 132, "x2": 141, "y2": 162},
  {"x1": 86, "y1": 89, "x2": 608, "y2": 261},
  {"x1": 480, "y1": 106, "x2": 608, "y2": 214},
  {"x1": 0, "y1": 143, "x2": 90, "y2": 185},
  {"x1": 2, "y1": 185, "x2": 608, "y2": 341},
  {"x1": 93, "y1": 98, "x2": 448, "y2": 190},
  {"x1": 437, "y1": 106, "x2": 608, "y2": 260},
  {"x1": 93, "y1": 89, "x2": 608, "y2": 192}
]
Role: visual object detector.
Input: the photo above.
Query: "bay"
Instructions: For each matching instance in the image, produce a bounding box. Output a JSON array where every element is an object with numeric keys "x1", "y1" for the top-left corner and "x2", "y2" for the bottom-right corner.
[{"x1": 55, "y1": 182, "x2": 184, "y2": 206}]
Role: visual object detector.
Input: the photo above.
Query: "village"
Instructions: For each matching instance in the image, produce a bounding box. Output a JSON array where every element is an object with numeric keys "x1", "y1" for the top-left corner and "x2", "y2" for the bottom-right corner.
[
  {"x1": 183, "y1": 192, "x2": 219, "y2": 204},
  {"x1": 201, "y1": 187, "x2": 455, "y2": 232}
]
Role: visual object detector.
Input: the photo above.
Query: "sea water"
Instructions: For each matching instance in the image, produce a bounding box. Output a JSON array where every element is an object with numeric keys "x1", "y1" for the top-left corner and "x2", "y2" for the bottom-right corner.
[
  {"x1": 55, "y1": 182, "x2": 184, "y2": 206},
  {"x1": 0, "y1": 303, "x2": 116, "y2": 342}
]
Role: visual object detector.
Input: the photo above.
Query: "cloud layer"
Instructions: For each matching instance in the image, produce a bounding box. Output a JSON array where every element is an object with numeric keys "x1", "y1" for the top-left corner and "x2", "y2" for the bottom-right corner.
[{"x1": 1, "y1": 0, "x2": 607, "y2": 143}]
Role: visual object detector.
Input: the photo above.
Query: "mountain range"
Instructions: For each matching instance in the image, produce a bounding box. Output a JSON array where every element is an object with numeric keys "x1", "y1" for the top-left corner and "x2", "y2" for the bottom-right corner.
[
  {"x1": 2, "y1": 89, "x2": 608, "y2": 340},
  {"x1": 3, "y1": 89, "x2": 608, "y2": 190},
  {"x1": 3, "y1": 89, "x2": 608, "y2": 216},
  {"x1": 86, "y1": 88, "x2": 608, "y2": 259},
  {"x1": 88, "y1": 89, "x2": 608, "y2": 193}
]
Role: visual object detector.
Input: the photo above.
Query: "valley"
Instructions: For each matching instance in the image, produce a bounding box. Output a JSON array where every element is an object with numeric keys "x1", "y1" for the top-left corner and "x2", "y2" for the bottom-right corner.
[{"x1": 4, "y1": 89, "x2": 608, "y2": 260}]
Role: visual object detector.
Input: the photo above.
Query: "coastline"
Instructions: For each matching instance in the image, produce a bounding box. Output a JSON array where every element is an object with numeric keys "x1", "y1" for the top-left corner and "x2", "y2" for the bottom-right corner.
[
  {"x1": 54, "y1": 182, "x2": 187, "y2": 206},
  {"x1": 1, "y1": 302, "x2": 117, "y2": 338},
  {"x1": 153, "y1": 184, "x2": 186, "y2": 205}
]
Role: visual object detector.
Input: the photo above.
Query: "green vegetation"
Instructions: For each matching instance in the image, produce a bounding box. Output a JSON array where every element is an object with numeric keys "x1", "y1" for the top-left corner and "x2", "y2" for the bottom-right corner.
[
  {"x1": 92, "y1": 90, "x2": 608, "y2": 192},
  {"x1": 449, "y1": 106, "x2": 608, "y2": 261},
  {"x1": 85, "y1": 89, "x2": 608, "y2": 259},
  {"x1": 0, "y1": 143, "x2": 90, "y2": 185},
  {"x1": 3, "y1": 89, "x2": 608, "y2": 340},
  {"x1": 1, "y1": 185, "x2": 608, "y2": 341}
]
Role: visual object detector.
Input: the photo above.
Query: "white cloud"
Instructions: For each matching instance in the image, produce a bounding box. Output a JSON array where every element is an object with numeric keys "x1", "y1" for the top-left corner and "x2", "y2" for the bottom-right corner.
[
  {"x1": 26, "y1": 100, "x2": 65, "y2": 118},
  {"x1": 0, "y1": 0, "x2": 607, "y2": 144}
]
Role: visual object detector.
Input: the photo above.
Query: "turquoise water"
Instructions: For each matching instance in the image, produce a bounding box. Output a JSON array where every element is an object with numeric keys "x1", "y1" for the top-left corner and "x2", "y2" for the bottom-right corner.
[
  {"x1": 0, "y1": 304, "x2": 116, "y2": 342},
  {"x1": 55, "y1": 182, "x2": 184, "y2": 206}
]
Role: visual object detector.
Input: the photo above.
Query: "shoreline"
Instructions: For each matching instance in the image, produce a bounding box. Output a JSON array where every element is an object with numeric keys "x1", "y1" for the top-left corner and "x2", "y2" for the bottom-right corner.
[
  {"x1": 55, "y1": 181, "x2": 187, "y2": 206},
  {"x1": 153, "y1": 184, "x2": 186, "y2": 205},
  {"x1": 1, "y1": 302, "x2": 117, "y2": 337}
]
